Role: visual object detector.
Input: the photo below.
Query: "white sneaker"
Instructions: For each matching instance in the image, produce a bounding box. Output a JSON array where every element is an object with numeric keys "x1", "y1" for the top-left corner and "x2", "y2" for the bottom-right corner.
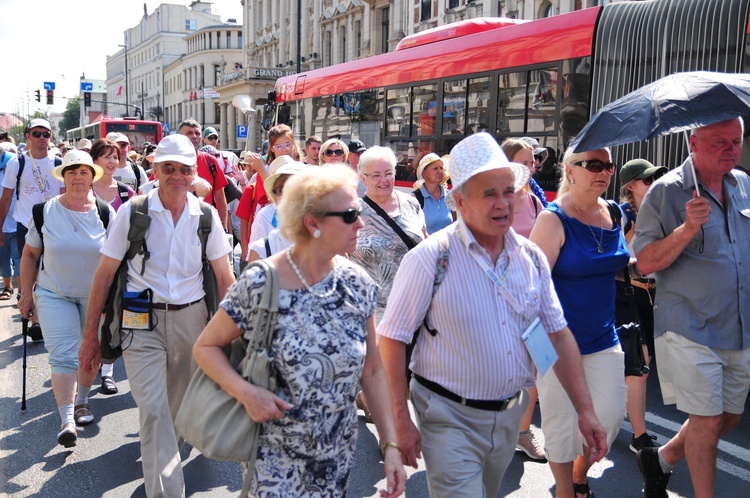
[{"x1": 516, "y1": 429, "x2": 546, "y2": 460}]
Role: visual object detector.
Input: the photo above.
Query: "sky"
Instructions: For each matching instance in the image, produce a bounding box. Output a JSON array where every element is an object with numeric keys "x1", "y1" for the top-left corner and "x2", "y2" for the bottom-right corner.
[{"x1": 0, "y1": 0, "x2": 243, "y2": 118}]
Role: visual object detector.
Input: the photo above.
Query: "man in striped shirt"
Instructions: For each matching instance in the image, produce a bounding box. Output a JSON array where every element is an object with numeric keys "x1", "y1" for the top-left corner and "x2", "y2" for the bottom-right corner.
[{"x1": 378, "y1": 132, "x2": 607, "y2": 498}]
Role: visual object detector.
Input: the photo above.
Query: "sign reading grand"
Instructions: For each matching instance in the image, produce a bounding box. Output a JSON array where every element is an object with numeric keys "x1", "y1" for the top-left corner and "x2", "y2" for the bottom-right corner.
[{"x1": 252, "y1": 67, "x2": 296, "y2": 80}]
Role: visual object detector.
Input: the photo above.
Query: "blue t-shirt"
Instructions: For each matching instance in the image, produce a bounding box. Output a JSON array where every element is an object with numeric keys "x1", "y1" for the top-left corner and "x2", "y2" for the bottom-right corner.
[
  {"x1": 417, "y1": 185, "x2": 453, "y2": 235},
  {"x1": 547, "y1": 202, "x2": 629, "y2": 355}
]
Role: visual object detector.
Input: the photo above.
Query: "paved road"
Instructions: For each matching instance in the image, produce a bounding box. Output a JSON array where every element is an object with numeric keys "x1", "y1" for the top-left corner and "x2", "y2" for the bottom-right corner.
[{"x1": 1, "y1": 295, "x2": 749, "y2": 497}]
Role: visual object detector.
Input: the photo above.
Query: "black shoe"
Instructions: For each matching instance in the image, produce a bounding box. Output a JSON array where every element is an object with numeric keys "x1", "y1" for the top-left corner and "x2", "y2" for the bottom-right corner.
[
  {"x1": 573, "y1": 481, "x2": 595, "y2": 497},
  {"x1": 101, "y1": 376, "x2": 118, "y2": 395},
  {"x1": 630, "y1": 433, "x2": 658, "y2": 453},
  {"x1": 637, "y1": 447, "x2": 671, "y2": 498},
  {"x1": 25, "y1": 323, "x2": 43, "y2": 342}
]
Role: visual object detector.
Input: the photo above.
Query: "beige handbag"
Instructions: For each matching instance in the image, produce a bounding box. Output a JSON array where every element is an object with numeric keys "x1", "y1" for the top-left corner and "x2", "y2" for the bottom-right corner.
[{"x1": 175, "y1": 260, "x2": 279, "y2": 467}]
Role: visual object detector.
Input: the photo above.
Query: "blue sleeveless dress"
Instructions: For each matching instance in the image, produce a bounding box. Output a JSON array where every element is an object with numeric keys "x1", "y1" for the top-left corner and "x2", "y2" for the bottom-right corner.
[{"x1": 547, "y1": 202, "x2": 629, "y2": 355}]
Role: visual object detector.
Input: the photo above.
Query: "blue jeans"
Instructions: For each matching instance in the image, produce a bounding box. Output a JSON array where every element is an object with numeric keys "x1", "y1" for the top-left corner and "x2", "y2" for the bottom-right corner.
[
  {"x1": 0, "y1": 231, "x2": 20, "y2": 279},
  {"x1": 34, "y1": 286, "x2": 89, "y2": 375}
]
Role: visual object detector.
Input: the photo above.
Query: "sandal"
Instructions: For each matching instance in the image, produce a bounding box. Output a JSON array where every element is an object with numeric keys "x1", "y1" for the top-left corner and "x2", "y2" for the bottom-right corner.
[
  {"x1": 74, "y1": 404, "x2": 94, "y2": 426},
  {"x1": 57, "y1": 423, "x2": 77, "y2": 447},
  {"x1": 573, "y1": 482, "x2": 595, "y2": 498},
  {"x1": 0, "y1": 287, "x2": 12, "y2": 301},
  {"x1": 101, "y1": 376, "x2": 118, "y2": 395}
]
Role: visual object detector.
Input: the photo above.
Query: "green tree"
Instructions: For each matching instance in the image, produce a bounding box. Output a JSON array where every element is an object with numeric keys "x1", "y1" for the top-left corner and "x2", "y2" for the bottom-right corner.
[
  {"x1": 59, "y1": 98, "x2": 80, "y2": 139},
  {"x1": 10, "y1": 110, "x2": 48, "y2": 144}
]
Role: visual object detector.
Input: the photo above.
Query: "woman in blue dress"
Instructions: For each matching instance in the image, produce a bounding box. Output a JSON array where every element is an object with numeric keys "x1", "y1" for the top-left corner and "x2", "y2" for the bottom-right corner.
[
  {"x1": 530, "y1": 147, "x2": 628, "y2": 498},
  {"x1": 193, "y1": 164, "x2": 406, "y2": 498}
]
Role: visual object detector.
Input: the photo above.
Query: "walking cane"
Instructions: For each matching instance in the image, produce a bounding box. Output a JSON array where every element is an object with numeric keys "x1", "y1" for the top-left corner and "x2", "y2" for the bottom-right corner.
[{"x1": 21, "y1": 311, "x2": 32, "y2": 411}]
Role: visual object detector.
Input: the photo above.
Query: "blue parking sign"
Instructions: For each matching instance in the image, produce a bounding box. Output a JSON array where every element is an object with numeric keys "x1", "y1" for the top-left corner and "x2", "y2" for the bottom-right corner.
[{"x1": 237, "y1": 125, "x2": 248, "y2": 139}]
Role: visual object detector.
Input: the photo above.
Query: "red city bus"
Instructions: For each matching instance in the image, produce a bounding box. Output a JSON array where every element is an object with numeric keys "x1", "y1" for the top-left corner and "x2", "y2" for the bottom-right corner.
[
  {"x1": 272, "y1": 0, "x2": 750, "y2": 197},
  {"x1": 65, "y1": 118, "x2": 163, "y2": 154}
]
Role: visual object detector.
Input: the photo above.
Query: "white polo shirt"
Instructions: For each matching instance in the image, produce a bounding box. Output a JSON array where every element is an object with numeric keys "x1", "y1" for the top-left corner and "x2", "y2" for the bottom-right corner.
[
  {"x1": 101, "y1": 188, "x2": 231, "y2": 304},
  {"x1": 1, "y1": 151, "x2": 63, "y2": 228}
]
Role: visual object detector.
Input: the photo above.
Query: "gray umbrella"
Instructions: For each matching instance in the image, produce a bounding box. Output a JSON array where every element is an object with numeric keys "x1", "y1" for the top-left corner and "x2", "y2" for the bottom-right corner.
[{"x1": 570, "y1": 71, "x2": 750, "y2": 153}]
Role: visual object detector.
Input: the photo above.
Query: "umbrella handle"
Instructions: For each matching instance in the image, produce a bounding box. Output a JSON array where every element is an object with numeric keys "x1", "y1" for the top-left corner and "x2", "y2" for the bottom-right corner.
[{"x1": 683, "y1": 131, "x2": 700, "y2": 197}]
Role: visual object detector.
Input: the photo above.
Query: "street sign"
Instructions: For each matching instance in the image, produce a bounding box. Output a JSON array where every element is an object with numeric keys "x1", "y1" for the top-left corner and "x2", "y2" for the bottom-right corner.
[
  {"x1": 80, "y1": 82, "x2": 93, "y2": 92},
  {"x1": 237, "y1": 124, "x2": 248, "y2": 139},
  {"x1": 43, "y1": 82, "x2": 55, "y2": 90},
  {"x1": 162, "y1": 123, "x2": 171, "y2": 134}
]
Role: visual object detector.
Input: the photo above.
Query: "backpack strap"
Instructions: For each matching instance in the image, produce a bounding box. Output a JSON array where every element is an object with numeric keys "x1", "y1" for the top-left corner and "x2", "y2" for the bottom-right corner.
[
  {"x1": 417, "y1": 231, "x2": 450, "y2": 339},
  {"x1": 264, "y1": 236, "x2": 271, "y2": 258},
  {"x1": 413, "y1": 188, "x2": 425, "y2": 209},
  {"x1": 116, "y1": 181, "x2": 131, "y2": 203},
  {"x1": 31, "y1": 201, "x2": 47, "y2": 269},
  {"x1": 129, "y1": 160, "x2": 141, "y2": 191},
  {"x1": 16, "y1": 154, "x2": 24, "y2": 200},
  {"x1": 197, "y1": 200, "x2": 218, "y2": 317},
  {"x1": 126, "y1": 196, "x2": 152, "y2": 275},
  {"x1": 95, "y1": 197, "x2": 110, "y2": 230},
  {"x1": 606, "y1": 200, "x2": 623, "y2": 229}
]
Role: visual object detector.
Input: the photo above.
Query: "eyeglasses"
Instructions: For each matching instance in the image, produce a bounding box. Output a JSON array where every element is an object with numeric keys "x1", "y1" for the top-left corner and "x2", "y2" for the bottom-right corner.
[
  {"x1": 160, "y1": 164, "x2": 195, "y2": 176},
  {"x1": 573, "y1": 160, "x2": 615, "y2": 174},
  {"x1": 362, "y1": 171, "x2": 395, "y2": 182},
  {"x1": 273, "y1": 142, "x2": 294, "y2": 151},
  {"x1": 30, "y1": 131, "x2": 51, "y2": 139},
  {"x1": 641, "y1": 171, "x2": 665, "y2": 186},
  {"x1": 324, "y1": 149, "x2": 345, "y2": 157},
  {"x1": 324, "y1": 205, "x2": 363, "y2": 224}
]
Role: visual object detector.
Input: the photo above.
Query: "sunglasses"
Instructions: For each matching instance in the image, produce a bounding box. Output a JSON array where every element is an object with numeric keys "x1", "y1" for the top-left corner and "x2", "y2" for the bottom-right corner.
[
  {"x1": 324, "y1": 205, "x2": 363, "y2": 224},
  {"x1": 573, "y1": 159, "x2": 615, "y2": 174},
  {"x1": 30, "y1": 131, "x2": 51, "y2": 139},
  {"x1": 206, "y1": 135, "x2": 218, "y2": 140},
  {"x1": 641, "y1": 171, "x2": 665, "y2": 186},
  {"x1": 324, "y1": 149, "x2": 345, "y2": 157},
  {"x1": 160, "y1": 164, "x2": 195, "y2": 176},
  {"x1": 273, "y1": 142, "x2": 294, "y2": 151}
]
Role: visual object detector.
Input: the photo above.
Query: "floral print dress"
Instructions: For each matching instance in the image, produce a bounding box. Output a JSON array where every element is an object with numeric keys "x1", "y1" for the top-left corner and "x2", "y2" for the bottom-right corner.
[{"x1": 221, "y1": 257, "x2": 378, "y2": 497}]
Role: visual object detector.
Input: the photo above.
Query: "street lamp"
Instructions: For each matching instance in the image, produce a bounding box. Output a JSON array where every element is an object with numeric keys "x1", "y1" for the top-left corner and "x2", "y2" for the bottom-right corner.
[{"x1": 118, "y1": 44, "x2": 129, "y2": 114}]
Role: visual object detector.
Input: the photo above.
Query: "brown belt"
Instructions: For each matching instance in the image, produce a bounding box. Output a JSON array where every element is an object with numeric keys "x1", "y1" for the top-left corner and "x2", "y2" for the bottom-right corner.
[{"x1": 150, "y1": 298, "x2": 202, "y2": 311}]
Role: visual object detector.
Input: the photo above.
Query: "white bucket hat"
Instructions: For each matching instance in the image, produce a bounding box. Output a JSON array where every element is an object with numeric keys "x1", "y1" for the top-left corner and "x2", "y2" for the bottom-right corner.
[
  {"x1": 264, "y1": 156, "x2": 306, "y2": 202},
  {"x1": 52, "y1": 150, "x2": 104, "y2": 182},
  {"x1": 447, "y1": 132, "x2": 529, "y2": 206}
]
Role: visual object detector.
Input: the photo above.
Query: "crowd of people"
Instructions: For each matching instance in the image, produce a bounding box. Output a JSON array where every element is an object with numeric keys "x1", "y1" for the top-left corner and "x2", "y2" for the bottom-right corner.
[{"x1": 0, "y1": 114, "x2": 747, "y2": 498}]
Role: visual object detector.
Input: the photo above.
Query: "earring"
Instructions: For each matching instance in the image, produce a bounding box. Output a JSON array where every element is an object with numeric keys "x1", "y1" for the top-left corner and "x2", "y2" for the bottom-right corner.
[
  {"x1": 313, "y1": 229, "x2": 321, "y2": 239},
  {"x1": 570, "y1": 177, "x2": 576, "y2": 184}
]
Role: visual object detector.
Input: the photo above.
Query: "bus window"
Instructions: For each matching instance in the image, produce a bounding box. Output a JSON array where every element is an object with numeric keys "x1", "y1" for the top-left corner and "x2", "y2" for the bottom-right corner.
[
  {"x1": 559, "y1": 57, "x2": 591, "y2": 147},
  {"x1": 413, "y1": 83, "x2": 437, "y2": 136},
  {"x1": 497, "y1": 71, "x2": 527, "y2": 134},
  {"x1": 527, "y1": 67, "x2": 559, "y2": 134},
  {"x1": 467, "y1": 77, "x2": 491, "y2": 135},
  {"x1": 386, "y1": 87, "x2": 412, "y2": 137},
  {"x1": 443, "y1": 79, "x2": 466, "y2": 136}
]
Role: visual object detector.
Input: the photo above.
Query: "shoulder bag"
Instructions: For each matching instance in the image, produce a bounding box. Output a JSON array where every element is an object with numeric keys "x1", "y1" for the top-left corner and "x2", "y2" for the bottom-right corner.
[
  {"x1": 175, "y1": 259, "x2": 279, "y2": 468},
  {"x1": 616, "y1": 270, "x2": 649, "y2": 377}
]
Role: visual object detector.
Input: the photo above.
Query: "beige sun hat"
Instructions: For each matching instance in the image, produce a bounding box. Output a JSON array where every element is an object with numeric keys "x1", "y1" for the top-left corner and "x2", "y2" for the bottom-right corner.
[
  {"x1": 263, "y1": 155, "x2": 306, "y2": 203},
  {"x1": 51, "y1": 150, "x2": 104, "y2": 182}
]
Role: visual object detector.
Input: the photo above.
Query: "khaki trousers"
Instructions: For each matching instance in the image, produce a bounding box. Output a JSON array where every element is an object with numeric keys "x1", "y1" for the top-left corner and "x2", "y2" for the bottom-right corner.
[{"x1": 122, "y1": 301, "x2": 208, "y2": 498}]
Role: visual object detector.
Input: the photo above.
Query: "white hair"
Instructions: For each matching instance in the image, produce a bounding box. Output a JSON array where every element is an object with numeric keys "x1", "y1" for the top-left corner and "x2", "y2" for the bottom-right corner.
[{"x1": 358, "y1": 146, "x2": 397, "y2": 175}]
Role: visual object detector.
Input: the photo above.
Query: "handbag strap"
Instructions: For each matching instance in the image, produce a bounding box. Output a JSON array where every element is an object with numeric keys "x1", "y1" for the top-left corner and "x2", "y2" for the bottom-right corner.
[
  {"x1": 247, "y1": 260, "x2": 279, "y2": 350},
  {"x1": 362, "y1": 195, "x2": 417, "y2": 250},
  {"x1": 622, "y1": 268, "x2": 641, "y2": 321}
]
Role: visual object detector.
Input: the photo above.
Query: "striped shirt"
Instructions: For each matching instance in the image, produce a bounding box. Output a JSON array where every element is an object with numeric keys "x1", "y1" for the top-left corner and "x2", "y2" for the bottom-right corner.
[{"x1": 378, "y1": 220, "x2": 567, "y2": 400}]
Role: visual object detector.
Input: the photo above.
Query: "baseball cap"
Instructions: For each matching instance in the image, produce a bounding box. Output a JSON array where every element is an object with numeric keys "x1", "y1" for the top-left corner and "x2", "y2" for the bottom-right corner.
[
  {"x1": 619, "y1": 159, "x2": 668, "y2": 185},
  {"x1": 154, "y1": 135, "x2": 197, "y2": 166},
  {"x1": 27, "y1": 118, "x2": 51, "y2": 131},
  {"x1": 347, "y1": 140, "x2": 367, "y2": 154},
  {"x1": 203, "y1": 127, "x2": 219, "y2": 139},
  {"x1": 106, "y1": 132, "x2": 129, "y2": 144}
]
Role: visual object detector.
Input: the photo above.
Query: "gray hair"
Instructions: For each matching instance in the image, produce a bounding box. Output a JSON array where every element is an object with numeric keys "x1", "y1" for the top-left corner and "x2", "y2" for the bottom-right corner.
[{"x1": 357, "y1": 145, "x2": 397, "y2": 175}]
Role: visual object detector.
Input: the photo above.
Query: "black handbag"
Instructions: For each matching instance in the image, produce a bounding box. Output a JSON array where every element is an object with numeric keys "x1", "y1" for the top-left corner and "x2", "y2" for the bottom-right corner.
[{"x1": 616, "y1": 271, "x2": 649, "y2": 377}]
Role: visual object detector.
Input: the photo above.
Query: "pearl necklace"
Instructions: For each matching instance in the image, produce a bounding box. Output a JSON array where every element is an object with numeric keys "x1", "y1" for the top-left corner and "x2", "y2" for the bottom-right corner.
[
  {"x1": 573, "y1": 202, "x2": 605, "y2": 254},
  {"x1": 285, "y1": 248, "x2": 338, "y2": 299}
]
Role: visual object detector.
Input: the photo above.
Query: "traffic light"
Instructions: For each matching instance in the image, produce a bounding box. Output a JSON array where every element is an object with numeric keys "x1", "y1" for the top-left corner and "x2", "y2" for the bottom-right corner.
[
  {"x1": 46, "y1": 90, "x2": 54, "y2": 105},
  {"x1": 84, "y1": 92, "x2": 91, "y2": 107},
  {"x1": 34, "y1": 90, "x2": 41, "y2": 102}
]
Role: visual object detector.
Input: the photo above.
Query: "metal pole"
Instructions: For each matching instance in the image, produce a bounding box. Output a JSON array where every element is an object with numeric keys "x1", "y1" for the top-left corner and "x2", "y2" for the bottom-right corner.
[
  {"x1": 141, "y1": 81, "x2": 145, "y2": 119},
  {"x1": 296, "y1": 0, "x2": 302, "y2": 74},
  {"x1": 119, "y1": 44, "x2": 129, "y2": 114}
]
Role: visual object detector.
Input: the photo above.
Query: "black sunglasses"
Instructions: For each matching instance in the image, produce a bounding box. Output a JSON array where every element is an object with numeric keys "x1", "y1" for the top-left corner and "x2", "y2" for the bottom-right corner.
[
  {"x1": 324, "y1": 205, "x2": 362, "y2": 224},
  {"x1": 324, "y1": 149, "x2": 345, "y2": 157},
  {"x1": 573, "y1": 159, "x2": 615, "y2": 173},
  {"x1": 30, "y1": 131, "x2": 51, "y2": 139},
  {"x1": 642, "y1": 171, "x2": 665, "y2": 186}
]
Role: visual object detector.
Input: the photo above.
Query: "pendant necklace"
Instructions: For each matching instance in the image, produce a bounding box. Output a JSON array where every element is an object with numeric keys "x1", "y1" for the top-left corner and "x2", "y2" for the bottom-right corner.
[
  {"x1": 573, "y1": 203, "x2": 604, "y2": 254},
  {"x1": 28, "y1": 154, "x2": 51, "y2": 193},
  {"x1": 286, "y1": 248, "x2": 338, "y2": 299}
]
